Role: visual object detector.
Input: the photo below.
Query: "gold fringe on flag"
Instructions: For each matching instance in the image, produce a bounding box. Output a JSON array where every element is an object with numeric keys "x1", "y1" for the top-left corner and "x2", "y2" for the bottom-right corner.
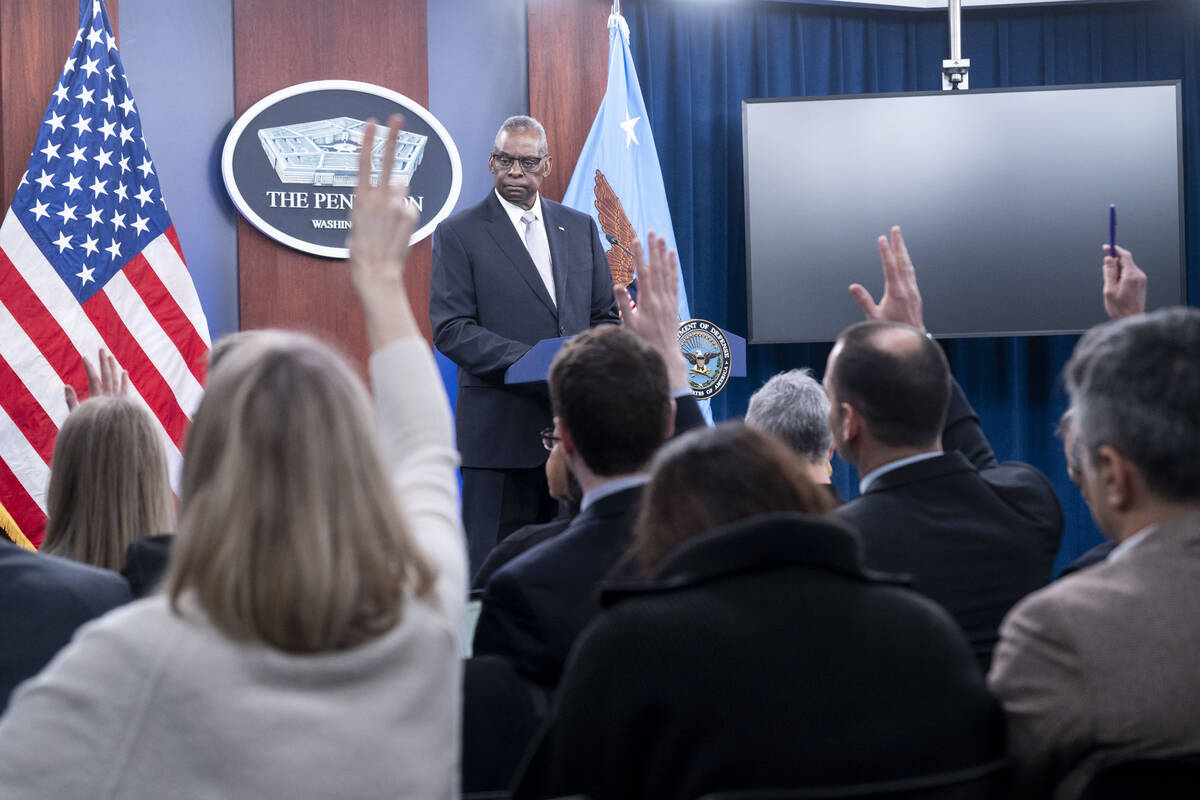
[{"x1": 0, "y1": 501, "x2": 36, "y2": 551}]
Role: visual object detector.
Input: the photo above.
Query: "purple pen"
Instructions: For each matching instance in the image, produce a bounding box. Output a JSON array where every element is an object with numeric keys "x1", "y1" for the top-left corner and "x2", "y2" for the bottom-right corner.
[{"x1": 1109, "y1": 204, "x2": 1117, "y2": 257}]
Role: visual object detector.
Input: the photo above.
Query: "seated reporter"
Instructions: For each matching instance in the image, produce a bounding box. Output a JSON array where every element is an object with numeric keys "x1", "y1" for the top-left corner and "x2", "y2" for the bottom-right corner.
[
  {"x1": 0, "y1": 118, "x2": 467, "y2": 799},
  {"x1": 513, "y1": 424, "x2": 1002, "y2": 800},
  {"x1": 42, "y1": 352, "x2": 174, "y2": 574}
]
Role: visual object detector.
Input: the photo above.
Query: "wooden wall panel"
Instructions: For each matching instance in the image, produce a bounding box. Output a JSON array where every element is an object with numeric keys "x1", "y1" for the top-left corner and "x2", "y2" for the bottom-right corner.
[
  {"x1": 232, "y1": 0, "x2": 431, "y2": 366},
  {"x1": 1, "y1": 0, "x2": 118, "y2": 210},
  {"x1": 528, "y1": 0, "x2": 611, "y2": 202}
]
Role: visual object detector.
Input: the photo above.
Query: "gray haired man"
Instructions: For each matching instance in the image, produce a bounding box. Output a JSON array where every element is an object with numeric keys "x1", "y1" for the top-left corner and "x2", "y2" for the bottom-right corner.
[
  {"x1": 990, "y1": 249, "x2": 1200, "y2": 799},
  {"x1": 745, "y1": 369, "x2": 839, "y2": 500}
]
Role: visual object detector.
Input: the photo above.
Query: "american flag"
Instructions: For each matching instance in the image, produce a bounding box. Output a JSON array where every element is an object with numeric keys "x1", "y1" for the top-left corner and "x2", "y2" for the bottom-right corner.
[{"x1": 0, "y1": 0, "x2": 210, "y2": 548}]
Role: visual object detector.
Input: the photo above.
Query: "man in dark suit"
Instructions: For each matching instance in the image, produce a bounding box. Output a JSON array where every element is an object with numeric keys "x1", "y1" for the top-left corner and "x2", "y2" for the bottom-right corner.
[
  {"x1": 829, "y1": 226, "x2": 1063, "y2": 672},
  {"x1": 430, "y1": 115, "x2": 619, "y2": 572},
  {"x1": 0, "y1": 537, "x2": 131, "y2": 711},
  {"x1": 472, "y1": 233, "x2": 699, "y2": 689}
]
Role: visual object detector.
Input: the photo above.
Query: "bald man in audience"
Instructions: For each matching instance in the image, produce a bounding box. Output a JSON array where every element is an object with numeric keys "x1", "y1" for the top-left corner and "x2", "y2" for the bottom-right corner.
[
  {"x1": 827, "y1": 227, "x2": 1063, "y2": 672},
  {"x1": 745, "y1": 368, "x2": 841, "y2": 503}
]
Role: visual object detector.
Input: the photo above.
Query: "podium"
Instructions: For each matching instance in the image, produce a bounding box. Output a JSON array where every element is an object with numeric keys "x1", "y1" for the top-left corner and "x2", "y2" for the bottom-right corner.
[{"x1": 504, "y1": 329, "x2": 746, "y2": 388}]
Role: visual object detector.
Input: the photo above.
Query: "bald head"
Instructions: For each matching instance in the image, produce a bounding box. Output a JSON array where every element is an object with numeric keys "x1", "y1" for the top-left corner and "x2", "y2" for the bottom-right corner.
[{"x1": 826, "y1": 320, "x2": 951, "y2": 448}]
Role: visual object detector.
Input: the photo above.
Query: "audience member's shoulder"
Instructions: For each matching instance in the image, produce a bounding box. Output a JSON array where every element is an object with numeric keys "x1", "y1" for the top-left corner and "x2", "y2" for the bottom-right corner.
[
  {"x1": 1002, "y1": 560, "x2": 1123, "y2": 633},
  {"x1": 1, "y1": 543, "x2": 131, "y2": 609}
]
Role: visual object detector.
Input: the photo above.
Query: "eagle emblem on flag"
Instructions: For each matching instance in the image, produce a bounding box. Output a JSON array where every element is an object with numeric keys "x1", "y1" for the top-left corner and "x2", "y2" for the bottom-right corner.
[{"x1": 591, "y1": 169, "x2": 636, "y2": 288}]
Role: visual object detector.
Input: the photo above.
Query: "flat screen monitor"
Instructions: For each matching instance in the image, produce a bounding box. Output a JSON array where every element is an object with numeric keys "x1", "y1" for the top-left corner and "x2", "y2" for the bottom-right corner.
[{"x1": 742, "y1": 82, "x2": 1185, "y2": 342}]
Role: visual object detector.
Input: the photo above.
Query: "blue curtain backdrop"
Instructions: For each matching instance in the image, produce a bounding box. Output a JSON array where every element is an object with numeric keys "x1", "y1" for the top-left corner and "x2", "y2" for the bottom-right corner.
[{"x1": 627, "y1": 0, "x2": 1200, "y2": 573}]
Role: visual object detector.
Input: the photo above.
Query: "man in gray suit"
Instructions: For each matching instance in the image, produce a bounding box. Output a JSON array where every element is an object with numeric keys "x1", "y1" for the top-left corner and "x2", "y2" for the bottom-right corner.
[{"x1": 989, "y1": 246, "x2": 1200, "y2": 799}]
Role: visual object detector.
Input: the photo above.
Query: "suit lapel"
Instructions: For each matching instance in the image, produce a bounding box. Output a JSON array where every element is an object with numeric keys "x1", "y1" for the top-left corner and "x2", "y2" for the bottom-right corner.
[
  {"x1": 482, "y1": 193, "x2": 557, "y2": 316},
  {"x1": 542, "y1": 200, "x2": 570, "y2": 315}
]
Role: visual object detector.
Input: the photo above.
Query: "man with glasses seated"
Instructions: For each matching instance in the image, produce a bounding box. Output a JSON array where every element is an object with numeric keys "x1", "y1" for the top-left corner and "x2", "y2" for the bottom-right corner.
[{"x1": 430, "y1": 115, "x2": 619, "y2": 573}]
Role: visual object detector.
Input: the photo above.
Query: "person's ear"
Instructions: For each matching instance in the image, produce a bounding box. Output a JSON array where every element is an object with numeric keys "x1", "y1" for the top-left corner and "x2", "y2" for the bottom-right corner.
[
  {"x1": 542, "y1": 155, "x2": 553, "y2": 178},
  {"x1": 556, "y1": 417, "x2": 576, "y2": 458},
  {"x1": 839, "y1": 402, "x2": 862, "y2": 444},
  {"x1": 1095, "y1": 445, "x2": 1135, "y2": 512}
]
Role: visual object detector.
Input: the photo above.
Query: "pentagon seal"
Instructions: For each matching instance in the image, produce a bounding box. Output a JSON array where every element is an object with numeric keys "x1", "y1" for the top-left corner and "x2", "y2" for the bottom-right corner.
[{"x1": 678, "y1": 319, "x2": 732, "y2": 398}]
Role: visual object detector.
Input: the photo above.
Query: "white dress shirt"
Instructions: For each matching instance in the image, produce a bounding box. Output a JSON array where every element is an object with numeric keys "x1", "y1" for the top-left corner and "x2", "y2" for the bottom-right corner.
[
  {"x1": 858, "y1": 451, "x2": 942, "y2": 494},
  {"x1": 495, "y1": 189, "x2": 556, "y2": 305}
]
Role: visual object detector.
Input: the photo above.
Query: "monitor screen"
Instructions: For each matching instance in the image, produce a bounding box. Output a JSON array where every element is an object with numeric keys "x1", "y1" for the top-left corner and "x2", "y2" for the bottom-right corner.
[{"x1": 743, "y1": 82, "x2": 1185, "y2": 342}]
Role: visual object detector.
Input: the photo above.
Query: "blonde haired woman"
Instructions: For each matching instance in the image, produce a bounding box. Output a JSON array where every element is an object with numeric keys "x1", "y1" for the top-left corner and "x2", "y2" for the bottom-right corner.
[
  {"x1": 0, "y1": 118, "x2": 467, "y2": 799},
  {"x1": 41, "y1": 392, "x2": 174, "y2": 572}
]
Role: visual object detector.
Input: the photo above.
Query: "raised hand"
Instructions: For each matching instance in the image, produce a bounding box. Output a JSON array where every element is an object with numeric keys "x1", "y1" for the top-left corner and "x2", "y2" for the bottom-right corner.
[
  {"x1": 64, "y1": 349, "x2": 128, "y2": 411},
  {"x1": 1101, "y1": 244, "x2": 1147, "y2": 321},
  {"x1": 347, "y1": 115, "x2": 421, "y2": 349},
  {"x1": 615, "y1": 231, "x2": 689, "y2": 389},
  {"x1": 849, "y1": 225, "x2": 925, "y2": 332}
]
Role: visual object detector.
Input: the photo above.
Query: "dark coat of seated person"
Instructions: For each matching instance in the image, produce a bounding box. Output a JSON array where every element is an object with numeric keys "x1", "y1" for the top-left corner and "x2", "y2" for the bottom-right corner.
[
  {"x1": 120, "y1": 533, "x2": 174, "y2": 598},
  {"x1": 0, "y1": 536, "x2": 131, "y2": 713},
  {"x1": 513, "y1": 424, "x2": 1004, "y2": 800}
]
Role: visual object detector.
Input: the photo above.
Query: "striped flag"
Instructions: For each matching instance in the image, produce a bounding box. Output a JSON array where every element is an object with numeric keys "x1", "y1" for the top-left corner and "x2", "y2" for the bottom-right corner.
[{"x1": 0, "y1": 0, "x2": 210, "y2": 547}]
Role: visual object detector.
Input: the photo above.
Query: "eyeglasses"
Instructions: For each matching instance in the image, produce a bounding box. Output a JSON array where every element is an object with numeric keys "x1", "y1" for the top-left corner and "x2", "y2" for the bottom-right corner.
[
  {"x1": 491, "y1": 152, "x2": 548, "y2": 172},
  {"x1": 540, "y1": 426, "x2": 560, "y2": 452}
]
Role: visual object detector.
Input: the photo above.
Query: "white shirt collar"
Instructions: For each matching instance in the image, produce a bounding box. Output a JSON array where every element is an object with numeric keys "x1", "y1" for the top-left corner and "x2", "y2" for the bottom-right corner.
[
  {"x1": 494, "y1": 189, "x2": 543, "y2": 227},
  {"x1": 858, "y1": 451, "x2": 942, "y2": 494},
  {"x1": 580, "y1": 474, "x2": 649, "y2": 512},
  {"x1": 1107, "y1": 522, "x2": 1159, "y2": 563}
]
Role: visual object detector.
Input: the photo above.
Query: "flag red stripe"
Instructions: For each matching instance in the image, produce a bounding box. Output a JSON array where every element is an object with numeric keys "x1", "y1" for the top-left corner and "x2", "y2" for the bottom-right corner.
[
  {"x1": 164, "y1": 225, "x2": 186, "y2": 264},
  {"x1": 82, "y1": 289, "x2": 189, "y2": 448},
  {"x1": 0, "y1": 247, "x2": 88, "y2": 392},
  {"x1": 0, "y1": 355, "x2": 57, "y2": 466},
  {"x1": 0, "y1": 454, "x2": 45, "y2": 548},
  {"x1": 122, "y1": 253, "x2": 208, "y2": 386}
]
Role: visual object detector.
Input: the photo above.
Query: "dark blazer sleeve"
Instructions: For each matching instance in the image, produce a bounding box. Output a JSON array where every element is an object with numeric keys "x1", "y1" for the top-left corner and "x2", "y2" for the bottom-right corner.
[
  {"x1": 943, "y1": 377, "x2": 1063, "y2": 562},
  {"x1": 941, "y1": 379, "x2": 998, "y2": 470},
  {"x1": 430, "y1": 221, "x2": 533, "y2": 381},
  {"x1": 473, "y1": 568, "x2": 556, "y2": 686},
  {"x1": 672, "y1": 394, "x2": 706, "y2": 438}
]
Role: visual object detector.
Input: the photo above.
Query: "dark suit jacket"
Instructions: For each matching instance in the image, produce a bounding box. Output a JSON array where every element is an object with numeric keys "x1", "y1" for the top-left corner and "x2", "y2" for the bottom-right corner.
[
  {"x1": 472, "y1": 485, "x2": 643, "y2": 687},
  {"x1": 471, "y1": 516, "x2": 572, "y2": 591},
  {"x1": 0, "y1": 539, "x2": 131, "y2": 712},
  {"x1": 837, "y1": 380, "x2": 1063, "y2": 672},
  {"x1": 470, "y1": 394, "x2": 707, "y2": 686},
  {"x1": 120, "y1": 533, "x2": 173, "y2": 598},
  {"x1": 513, "y1": 513, "x2": 1004, "y2": 800},
  {"x1": 430, "y1": 192, "x2": 619, "y2": 469}
]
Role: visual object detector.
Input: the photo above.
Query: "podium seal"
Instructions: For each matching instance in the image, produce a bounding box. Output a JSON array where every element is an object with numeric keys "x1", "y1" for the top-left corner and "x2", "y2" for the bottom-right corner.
[{"x1": 678, "y1": 319, "x2": 732, "y2": 399}]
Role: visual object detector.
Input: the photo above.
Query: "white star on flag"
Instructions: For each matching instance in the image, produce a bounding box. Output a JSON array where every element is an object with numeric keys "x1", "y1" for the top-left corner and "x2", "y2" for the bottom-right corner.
[{"x1": 620, "y1": 111, "x2": 641, "y2": 148}]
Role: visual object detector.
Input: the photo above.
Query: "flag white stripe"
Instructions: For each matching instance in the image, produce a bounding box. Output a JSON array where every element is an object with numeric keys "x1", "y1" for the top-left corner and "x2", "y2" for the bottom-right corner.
[
  {"x1": 1, "y1": 212, "x2": 185, "y2": 490},
  {"x1": 1, "y1": 212, "x2": 109, "y2": 369},
  {"x1": 106, "y1": 271, "x2": 204, "y2": 418},
  {"x1": 0, "y1": 406, "x2": 50, "y2": 515},
  {"x1": 142, "y1": 234, "x2": 212, "y2": 347},
  {"x1": 0, "y1": 299, "x2": 69, "y2": 431}
]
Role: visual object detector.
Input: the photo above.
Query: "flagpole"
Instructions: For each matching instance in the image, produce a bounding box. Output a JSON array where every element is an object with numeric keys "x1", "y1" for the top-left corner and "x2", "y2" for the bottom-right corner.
[{"x1": 611, "y1": 0, "x2": 620, "y2": 15}]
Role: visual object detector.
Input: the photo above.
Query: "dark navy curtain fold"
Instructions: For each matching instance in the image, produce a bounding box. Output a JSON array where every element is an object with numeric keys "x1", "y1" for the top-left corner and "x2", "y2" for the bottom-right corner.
[{"x1": 628, "y1": 0, "x2": 1200, "y2": 572}]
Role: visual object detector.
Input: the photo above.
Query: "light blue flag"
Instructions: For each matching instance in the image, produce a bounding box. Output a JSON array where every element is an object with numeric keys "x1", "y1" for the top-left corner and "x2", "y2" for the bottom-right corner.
[{"x1": 562, "y1": 13, "x2": 693, "y2": 328}]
